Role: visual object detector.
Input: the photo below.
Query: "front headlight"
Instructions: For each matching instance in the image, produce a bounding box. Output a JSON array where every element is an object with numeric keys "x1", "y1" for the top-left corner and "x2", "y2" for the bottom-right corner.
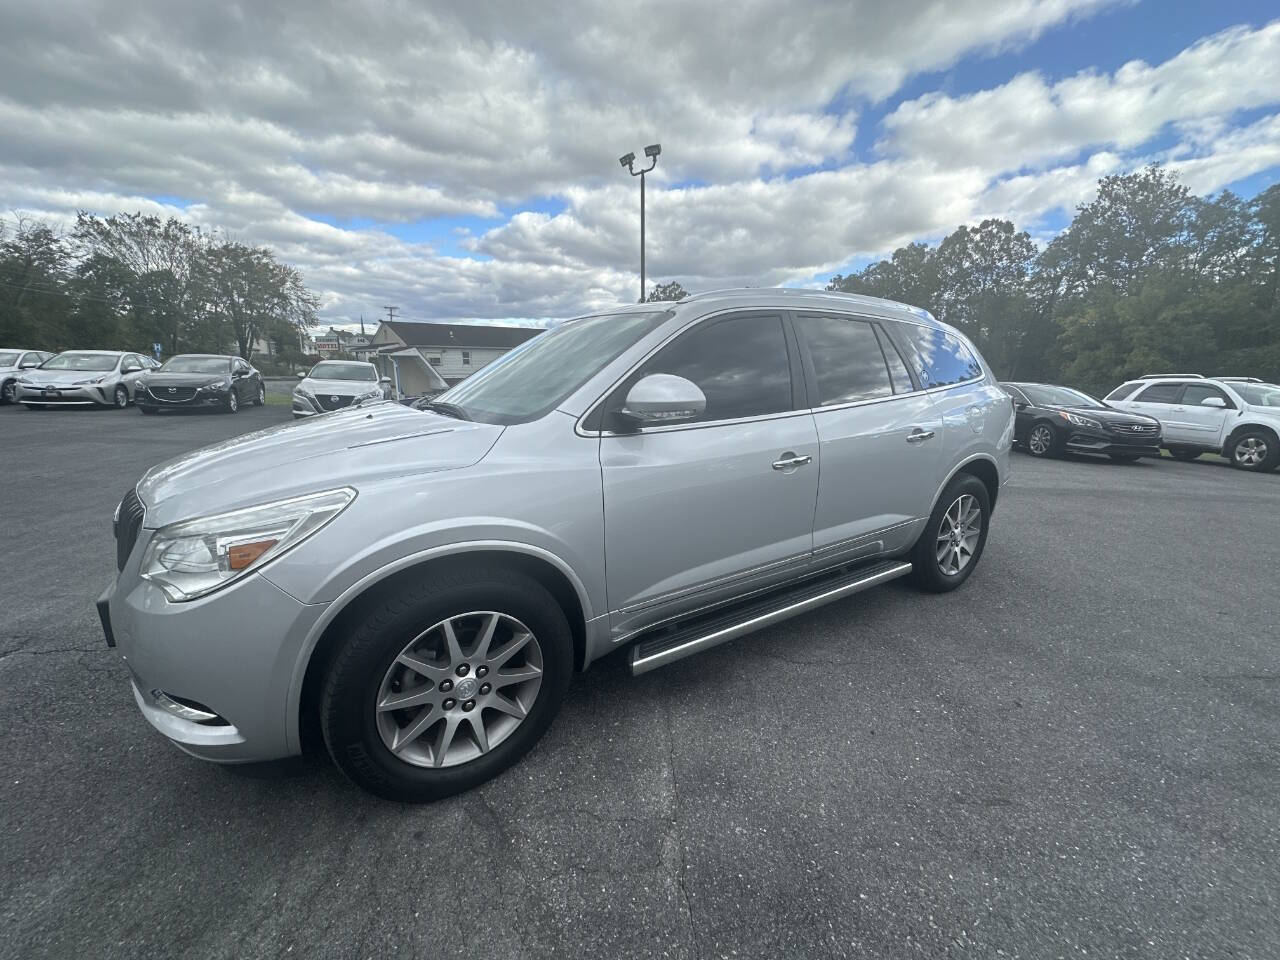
[
  {"x1": 198, "y1": 378, "x2": 231, "y2": 392},
  {"x1": 74, "y1": 376, "x2": 107, "y2": 385},
  {"x1": 1059, "y1": 411, "x2": 1102, "y2": 429},
  {"x1": 140, "y1": 488, "x2": 356, "y2": 602}
]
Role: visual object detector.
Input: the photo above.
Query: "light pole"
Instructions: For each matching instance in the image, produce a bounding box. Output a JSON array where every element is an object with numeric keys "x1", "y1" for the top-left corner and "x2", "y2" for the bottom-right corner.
[{"x1": 619, "y1": 143, "x2": 661, "y2": 302}]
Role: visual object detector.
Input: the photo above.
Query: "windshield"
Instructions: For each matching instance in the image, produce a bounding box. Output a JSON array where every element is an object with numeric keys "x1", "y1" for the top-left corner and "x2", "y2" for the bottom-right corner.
[
  {"x1": 159, "y1": 356, "x2": 232, "y2": 374},
  {"x1": 41, "y1": 352, "x2": 119, "y2": 371},
  {"x1": 0, "y1": 352, "x2": 20, "y2": 366},
  {"x1": 309, "y1": 362, "x2": 376, "y2": 381},
  {"x1": 1021, "y1": 384, "x2": 1105, "y2": 409},
  {"x1": 1231, "y1": 382, "x2": 1280, "y2": 407},
  {"x1": 433, "y1": 311, "x2": 670, "y2": 425}
]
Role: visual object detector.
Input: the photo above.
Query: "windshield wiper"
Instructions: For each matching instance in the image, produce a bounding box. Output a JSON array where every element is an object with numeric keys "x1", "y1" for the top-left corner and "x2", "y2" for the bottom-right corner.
[{"x1": 422, "y1": 400, "x2": 471, "y2": 421}]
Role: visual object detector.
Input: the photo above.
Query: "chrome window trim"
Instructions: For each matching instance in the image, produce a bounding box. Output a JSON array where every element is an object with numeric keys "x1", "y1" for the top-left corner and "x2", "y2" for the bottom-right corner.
[{"x1": 575, "y1": 304, "x2": 984, "y2": 438}]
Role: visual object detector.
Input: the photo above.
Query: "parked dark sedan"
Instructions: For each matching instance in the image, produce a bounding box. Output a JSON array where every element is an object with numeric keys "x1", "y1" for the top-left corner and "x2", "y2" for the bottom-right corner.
[
  {"x1": 1001, "y1": 382, "x2": 1162, "y2": 461},
  {"x1": 135, "y1": 354, "x2": 265, "y2": 414}
]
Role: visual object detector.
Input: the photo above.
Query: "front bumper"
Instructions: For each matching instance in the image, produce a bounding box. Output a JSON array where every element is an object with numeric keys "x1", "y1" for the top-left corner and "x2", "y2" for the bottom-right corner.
[
  {"x1": 136, "y1": 386, "x2": 230, "y2": 409},
  {"x1": 1065, "y1": 429, "x2": 1162, "y2": 457},
  {"x1": 102, "y1": 551, "x2": 329, "y2": 763},
  {"x1": 16, "y1": 383, "x2": 111, "y2": 406}
]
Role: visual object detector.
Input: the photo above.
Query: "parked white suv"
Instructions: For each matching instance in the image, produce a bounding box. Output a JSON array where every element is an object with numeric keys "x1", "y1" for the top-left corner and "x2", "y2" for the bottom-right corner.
[{"x1": 1104, "y1": 376, "x2": 1280, "y2": 472}]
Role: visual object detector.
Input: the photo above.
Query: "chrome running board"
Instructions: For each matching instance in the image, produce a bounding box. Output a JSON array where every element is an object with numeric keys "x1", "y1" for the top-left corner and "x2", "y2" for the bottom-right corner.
[{"x1": 628, "y1": 559, "x2": 913, "y2": 675}]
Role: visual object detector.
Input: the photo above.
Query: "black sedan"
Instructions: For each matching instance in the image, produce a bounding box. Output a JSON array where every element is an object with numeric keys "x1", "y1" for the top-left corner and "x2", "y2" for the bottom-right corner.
[
  {"x1": 1001, "y1": 382, "x2": 1162, "y2": 461},
  {"x1": 135, "y1": 354, "x2": 265, "y2": 415}
]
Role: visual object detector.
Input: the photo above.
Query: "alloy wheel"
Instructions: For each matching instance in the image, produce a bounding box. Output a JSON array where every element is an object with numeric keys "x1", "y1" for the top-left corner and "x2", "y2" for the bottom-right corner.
[
  {"x1": 1028, "y1": 425, "x2": 1052, "y2": 456},
  {"x1": 227, "y1": 391, "x2": 238, "y2": 413},
  {"x1": 1234, "y1": 436, "x2": 1267, "y2": 467},
  {"x1": 375, "y1": 611, "x2": 544, "y2": 769},
  {"x1": 114, "y1": 386, "x2": 128, "y2": 408},
  {"x1": 935, "y1": 493, "x2": 983, "y2": 577}
]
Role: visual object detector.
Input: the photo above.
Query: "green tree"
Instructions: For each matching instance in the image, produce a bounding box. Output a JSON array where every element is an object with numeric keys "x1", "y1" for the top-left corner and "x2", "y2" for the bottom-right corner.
[{"x1": 646, "y1": 280, "x2": 688, "y2": 302}]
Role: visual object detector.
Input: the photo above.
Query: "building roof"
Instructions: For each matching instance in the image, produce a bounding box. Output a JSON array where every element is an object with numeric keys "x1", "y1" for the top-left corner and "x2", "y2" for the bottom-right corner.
[{"x1": 383, "y1": 321, "x2": 541, "y2": 349}]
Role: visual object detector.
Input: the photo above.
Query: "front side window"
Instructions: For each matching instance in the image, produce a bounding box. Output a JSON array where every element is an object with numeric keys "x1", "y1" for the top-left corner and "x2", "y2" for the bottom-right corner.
[
  {"x1": 624, "y1": 313, "x2": 794, "y2": 424},
  {"x1": 1134, "y1": 383, "x2": 1182, "y2": 404},
  {"x1": 41, "y1": 352, "x2": 119, "y2": 371},
  {"x1": 897, "y1": 324, "x2": 983, "y2": 387},
  {"x1": 1181, "y1": 384, "x2": 1234, "y2": 408},
  {"x1": 796, "y1": 315, "x2": 894, "y2": 406}
]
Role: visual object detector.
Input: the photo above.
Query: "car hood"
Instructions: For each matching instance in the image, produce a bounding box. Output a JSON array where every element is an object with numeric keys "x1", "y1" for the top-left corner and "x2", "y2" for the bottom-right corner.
[
  {"x1": 136, "y1": 403, "x2": 503, "y2": 527},
  {"x1": 143, "y1": 371, "x2": 229, "y2": 388},
  {"x1": 20, "y1": 368, "x2": 118, "y2": 386},
  {"x1": 1057, "y1": 404, "x2": 1160, "y2": 426},
  {"x1": 298, "y1": 377, "x2": 378, "y2": 396}
]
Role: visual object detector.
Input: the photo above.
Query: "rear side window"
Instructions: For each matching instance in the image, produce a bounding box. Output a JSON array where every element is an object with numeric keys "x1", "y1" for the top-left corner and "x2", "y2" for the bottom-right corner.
[
  {"x1": 897, "y1": 324, "x2": 983, "y2": 387},
  {"x1": 874, "y1": 326, "x2": 915, "y2": 394},
  {"x1": 1105, "y1": 381, "x2": 1142, "y2": 400},
  {"x1": 630, "y1": 313, "x2": 794, "y2": 423},
  {"x1": 1181, "y1": 384, "x2": 1234, "y2": 408},
  {"x1": 1134, "y1": 383, "x2": 1182, "y2": 404},
  {"x1": 795, "y1": 315, "x2": 894, "y2": 405}
]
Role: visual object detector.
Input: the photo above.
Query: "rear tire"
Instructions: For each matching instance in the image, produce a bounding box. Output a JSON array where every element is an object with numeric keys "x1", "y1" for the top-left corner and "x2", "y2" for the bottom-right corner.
[
  {"x1": 253, "y1": 382, "x2": 266, "y2": 406},
  {"x1": 1168, "y1": 446, "x2": 1201, "y2": 462},
  {"x1": 910, "y1": 474, "x2": 991, "y2": 593},
  {"x1": 1227, "y1": 430, "x2": 1279, "y2": 472},
  {"x1": 1025, "y1": 421, "x2": 1061, "y2": 458},
  {"x1": 320, "y1": 566, "x2": 573, "y2": 802}
]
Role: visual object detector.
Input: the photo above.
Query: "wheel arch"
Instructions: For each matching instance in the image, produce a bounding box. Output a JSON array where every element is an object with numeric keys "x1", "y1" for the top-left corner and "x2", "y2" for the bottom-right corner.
[
  {"x1": 290, "y1": 542, "x2": 591, "y2": 754},
  {"x1": 1223, "y1": 422, "x2": 1280, "y2": 456},
  {"x1": 932, "y1": 453, "x2": 1001, "y2": 514}
]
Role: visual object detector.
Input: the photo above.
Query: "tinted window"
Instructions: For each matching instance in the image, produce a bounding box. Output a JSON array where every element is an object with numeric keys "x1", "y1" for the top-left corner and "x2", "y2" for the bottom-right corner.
[
  {"x1": 631, "y1": 314, "x2": 792, "y2": 423},
  {"x1": 1134, "y1": 383, "x2": 1182, "y2": 404},
  {"x1": 1181, "y1": 384, "x2": 1233, "y2": 408},
  {"x1": 1001, "y1": 384, "x2": 1029, "y2": 404},
  {"x1": 797, "y1": 316, "x2": 893, "y2": 405},
  {"x1": 1105, "y1": 381, "x2": 1141, "y2": 400},
  {"x1": 898, "y1": 324, "x2": 982, "y2": 387},
  {"x1": 875, "y1": 326, "x2": 914, "y2": 393}
]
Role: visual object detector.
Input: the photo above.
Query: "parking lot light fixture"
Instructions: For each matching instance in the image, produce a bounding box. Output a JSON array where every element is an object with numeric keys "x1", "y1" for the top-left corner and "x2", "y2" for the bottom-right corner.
[{"x1": 619, "y1": 143, "x2": 661, "y2": 302}]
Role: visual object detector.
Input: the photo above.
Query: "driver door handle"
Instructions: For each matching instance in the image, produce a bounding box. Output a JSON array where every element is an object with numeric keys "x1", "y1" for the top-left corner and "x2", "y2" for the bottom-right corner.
[
  {"x1": 906, "y1": 429, "x2": 935, "y2": 444},
  {"x1": 772, "y1": 453, "x2": 812, "y2": 470}
]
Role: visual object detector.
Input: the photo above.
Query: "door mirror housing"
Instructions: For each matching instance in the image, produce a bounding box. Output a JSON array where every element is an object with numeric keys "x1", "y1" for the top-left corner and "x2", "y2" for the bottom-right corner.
[
  {"x1": 123, "y1": 364, "x2": 142, "y2": 374},
  {"x1": 1199, "y1": 396, "x2": 1227, "y2": 409},
  {"x1": 19, "y1": 360, "x2": 39, "y2": 369},
  {"x1": 616, "y1": 374, "x2": 707, "y2": 428},
  {"x1": 379, "y1": 376, "x2": 393, "y2": 385},
  {"x1": 296, "y1": 371, "x2": 307, "y2": 379}
]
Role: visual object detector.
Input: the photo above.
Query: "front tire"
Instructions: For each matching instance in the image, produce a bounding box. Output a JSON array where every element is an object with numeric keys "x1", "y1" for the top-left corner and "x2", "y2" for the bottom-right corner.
[
  {"x1": 225, "y1": 390, "x2": 239, "y2": 414},
  {"x1": 910, "y1": 474, "x2": 990, "y2": 593},
  {"x1": 113, "y1": 385, "x2": 129, "y2": 408},
  {"x1": 1025, "y1": 421, "x2": 1060, "y2": 458},
  {"x1": 320, "y1": 566, "x2": 573, "y2": 802},
  {"x1": 253, "y1": 382, "x2": 266, "y2": 406},
  {"x1": 1228, "y1": 430, "x2": 1279, "y2": 472},
  {"x1": 1, "y1": 379, "x2": 15, "y2": 404}
]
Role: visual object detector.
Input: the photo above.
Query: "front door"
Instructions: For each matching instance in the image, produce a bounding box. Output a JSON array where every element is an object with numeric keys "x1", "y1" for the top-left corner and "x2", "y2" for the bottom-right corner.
[
  {"x1": 1120, "y1": 381, "x2": 1184, "y2": 438},
  {"x1": 599, "y1": 312, "x2": 818, "y2": 640},
  {"x1": 1171, "y1": 382, "x2": 1235, "y2": 446}
]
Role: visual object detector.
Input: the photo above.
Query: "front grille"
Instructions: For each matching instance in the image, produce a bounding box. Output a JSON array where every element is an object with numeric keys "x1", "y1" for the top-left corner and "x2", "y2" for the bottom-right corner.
[
  {"x1": 148, "y1": 386, "x2": 197, "y2": 402},
  {"x1": 1108, "y1": 422, "x2": 1159, "y2": 437},
  {"x1": 316, "y1": 394, "x2": 355, "y2": 411},
  {"x1": 115, "y1": 487, "x2": 145, "y2": 571}
]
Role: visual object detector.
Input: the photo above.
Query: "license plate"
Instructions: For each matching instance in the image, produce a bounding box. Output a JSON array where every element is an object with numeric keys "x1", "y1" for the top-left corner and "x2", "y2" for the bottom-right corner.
[{"x1": 44, "y1": 388, "x2": 59, "y2": 396}]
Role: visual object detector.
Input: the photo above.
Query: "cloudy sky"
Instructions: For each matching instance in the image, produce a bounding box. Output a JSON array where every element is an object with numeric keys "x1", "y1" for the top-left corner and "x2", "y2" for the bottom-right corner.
[{"x1": 2, "y1": 0, "x2": 1278, "y2": 328}]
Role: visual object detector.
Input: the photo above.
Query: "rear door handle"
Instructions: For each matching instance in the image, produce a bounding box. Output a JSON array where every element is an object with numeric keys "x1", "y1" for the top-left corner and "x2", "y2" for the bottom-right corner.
[
  {"x1": 772, "y1": 453, "x2": 812, "y2": 470},
  {"x1": 906, "y1": 429, "x2": 935, "y2": 444}
]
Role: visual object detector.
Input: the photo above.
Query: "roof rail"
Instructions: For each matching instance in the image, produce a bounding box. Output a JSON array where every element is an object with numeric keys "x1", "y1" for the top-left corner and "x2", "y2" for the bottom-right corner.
[
  {"x1": 1138, "y1": 373, "x2": 1203, "y2": 379},
  {"x1": 678, "y1": 286, "x2": 819, "y2": 302},
  {"x1": 1218, "y1": 376, "x2": 1262, "y2": 383}
]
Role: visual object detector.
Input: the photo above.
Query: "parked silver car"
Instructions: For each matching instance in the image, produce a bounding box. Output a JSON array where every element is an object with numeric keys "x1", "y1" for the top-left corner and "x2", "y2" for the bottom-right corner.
[
  {"x1": 16, "y1": 350, "x2": 157, "y2": 408},
  {"x1": 292, "y1": 359, "x2": 391, "y2": 418},
  {"x1": 101, "y1": 289, "x2": 1012, "y2": 800},
  {"x1": 0, "y1": 349, "x2": 56, "y2": 403}
]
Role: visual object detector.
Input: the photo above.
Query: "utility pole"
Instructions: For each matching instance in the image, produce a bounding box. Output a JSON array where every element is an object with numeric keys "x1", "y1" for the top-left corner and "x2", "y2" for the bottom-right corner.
[{"x1": 619, "y1": 144, "x2": 661, "y2": 302}]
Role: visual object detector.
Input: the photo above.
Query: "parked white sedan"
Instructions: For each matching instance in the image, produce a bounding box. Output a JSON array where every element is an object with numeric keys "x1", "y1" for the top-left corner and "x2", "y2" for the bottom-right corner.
[{"x1": 292, "y1": 360, "x2": 392, "y2": 418}]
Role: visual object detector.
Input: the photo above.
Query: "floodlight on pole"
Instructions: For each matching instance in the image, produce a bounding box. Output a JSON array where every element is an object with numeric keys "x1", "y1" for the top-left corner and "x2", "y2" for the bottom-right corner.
[{"x1": 619, "y1": 143, "x2": 661, "y2": 302}]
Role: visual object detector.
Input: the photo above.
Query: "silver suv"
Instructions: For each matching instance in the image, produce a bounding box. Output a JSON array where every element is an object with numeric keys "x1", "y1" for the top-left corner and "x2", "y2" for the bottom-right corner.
[
  {"x1": 1104, "y1": 376, "x2": 1280, "y2": 471},
  {"x1": 99, "y1": 289, "x2": 1012, "y2": 801}
]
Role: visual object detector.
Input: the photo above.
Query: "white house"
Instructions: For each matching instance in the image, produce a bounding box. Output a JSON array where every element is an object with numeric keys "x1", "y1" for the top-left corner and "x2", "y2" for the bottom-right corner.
[{"x1": 364, "y1": 320, "x2": 541, "y2": 396}]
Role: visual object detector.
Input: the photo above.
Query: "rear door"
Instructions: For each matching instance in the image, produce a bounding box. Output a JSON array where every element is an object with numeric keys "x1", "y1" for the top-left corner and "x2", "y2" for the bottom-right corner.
[
  {"x1": 793, "y1": 312, "x2": 941, "y2": 561},
  {"x1": 1173, "y1": 382, "x2": 1236, "y2": 446},
  {"x1": 1120, "y1": 381, "x2": 1185, "y2": 437},
  {"x1": 599, "y1": 312, "x2": 819, "y2": 639}
]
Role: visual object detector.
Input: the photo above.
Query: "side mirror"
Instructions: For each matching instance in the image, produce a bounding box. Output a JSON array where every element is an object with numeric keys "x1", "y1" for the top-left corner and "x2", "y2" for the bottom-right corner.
[
  {"x1": 379, "y1": 376, "x2": 392, "y2": 385},
  {"x1": 1013, "y1": 401, "x2": 1027, "y2": 410},
  {"x1": 19, "y1": 360, "x2": 38, "y2": 369},
  {"x1": 123, "y1": 364, "x2": 142, "y2": 374},
  {"x1": 297, "y1": 371, "x2": 307, "y2": 379},
  {"x1": 1199, "y1": 396, "x2": 1226, "y2": 409},
  {"x1": 616, "y1": 374, "x2": 706, "y2": 428}
]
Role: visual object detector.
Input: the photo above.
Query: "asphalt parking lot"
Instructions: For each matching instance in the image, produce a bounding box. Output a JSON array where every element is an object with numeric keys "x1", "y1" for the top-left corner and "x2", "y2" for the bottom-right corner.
[{"x1": 2, "y1": 401, "x2": 1278, "y2": 960}]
